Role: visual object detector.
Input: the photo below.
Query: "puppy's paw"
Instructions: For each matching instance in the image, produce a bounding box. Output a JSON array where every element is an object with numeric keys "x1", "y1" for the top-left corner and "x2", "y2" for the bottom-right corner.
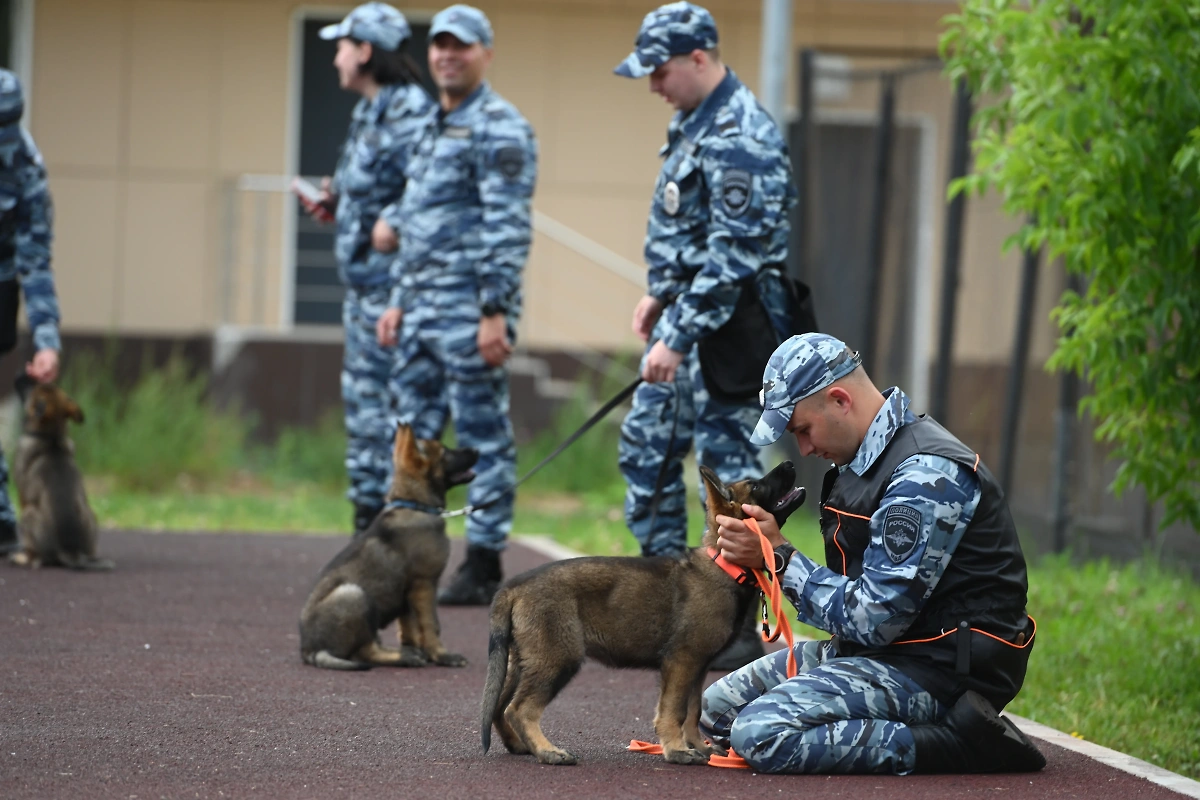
[
  {"x1": 499, "y1": 735, "x2": 530, "y2": 755},
  {"x1": 694, "y1": 740, "x2": 726, "y2": 757},
  {"x1": 397, "y1": 644, "x2": 429, "y2": 667},
  {"x1": 535, "y1": 748, "x2": 578, "y2": 766},
  {"x1": 433, "y1": 651, "x2": 468, "y2": 667},
  {"x1": 664, "y1": 747, "x2": 710, "y2": 766}
]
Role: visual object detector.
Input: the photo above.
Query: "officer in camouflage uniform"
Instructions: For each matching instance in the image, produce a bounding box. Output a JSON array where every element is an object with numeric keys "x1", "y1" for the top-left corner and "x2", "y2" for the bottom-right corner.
[
  {"x1": 613, "y1": 2, "x2": 797, "y2": 668},
  {"x1": 700, "y1": 332, "x2": 1046, "y2": 775},
  {"x1": 311, "y1": 3, "x2": 435, "y2": 534},
  {"x1": 376, "y1": 5, "x2": 537, "y2": 605},
  {"x1": 0, "y1": 69, "x2": 64, "y2": 555}
]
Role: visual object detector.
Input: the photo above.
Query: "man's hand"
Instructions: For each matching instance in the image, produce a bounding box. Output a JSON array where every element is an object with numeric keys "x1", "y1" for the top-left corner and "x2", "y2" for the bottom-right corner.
[
  {"x1": 376, "y1": 307, "x2": 403, "y2": 347},
  {"x1": 478, "y1": 313, "x2": 513, "y2": 367},
  {"x1": 26, "y1": 349, "x2": 59, "y2": 383},
  {"x1": 631, "y1": 295, "x2": 663, "y2": 342},
  {"x1": 301, "y1": 176, "x2": 336, "y2": 224},
  {"x1": 371, "y1": 217, "x2": 399, "y2": 253},
  {"x1": 642, "y1": 339, "x2": 685, "y2": 383},
  {"x1": 715, "y1": 504, "x2": 786, "y2": 570}
]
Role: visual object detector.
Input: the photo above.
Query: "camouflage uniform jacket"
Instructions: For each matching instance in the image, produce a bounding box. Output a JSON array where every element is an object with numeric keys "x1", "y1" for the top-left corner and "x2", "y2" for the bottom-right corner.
[
  {"x1": 331, "y1": 82, "x2": 433, "y2": 289},
  {"x1": 387, "y1": 82, "x2": 537, "y2": 320},
  {"x1": 781, "y1": 388, "x2": 984, "y2": 647},
  {"x1": 646, "y1": 69, "x2": 796, "y2": 354},
  {"x1": 0, "y1": 127, "x2": 61, "y2": 352}
]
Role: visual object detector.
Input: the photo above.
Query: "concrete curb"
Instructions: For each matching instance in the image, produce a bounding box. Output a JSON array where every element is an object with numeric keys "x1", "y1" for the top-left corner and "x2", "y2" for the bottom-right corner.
[
  {"x1": 514, "y1": 534, "x2": 1200, "y2": 796},
  {"x1": 1006, "y1": 714, "x2": 1200, "y2": 798}
]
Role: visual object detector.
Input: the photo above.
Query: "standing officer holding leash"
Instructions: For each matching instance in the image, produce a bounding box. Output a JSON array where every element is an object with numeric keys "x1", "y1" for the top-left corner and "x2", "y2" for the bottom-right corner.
[
  {"x1": 613, "y1": 1, "x2": 799, "y2": 669},
  {"x1": 701, "y1": 332, "x2": 1045, "y2": 775},
  {"x1": 376, "y1": 4, "x2": 537, "y2": 606},
  {"x1": 0, "y1": 70, "x2": 63, "y2": 556},
  {"x1": 304, "y1": 2, "x2": 435, "y2": 535}
]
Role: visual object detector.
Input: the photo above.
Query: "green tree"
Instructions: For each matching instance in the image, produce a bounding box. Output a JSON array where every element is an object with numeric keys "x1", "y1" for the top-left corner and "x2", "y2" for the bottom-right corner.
[{"x1": 941, "y1": 1, "x2": 1200, "y2": 531}]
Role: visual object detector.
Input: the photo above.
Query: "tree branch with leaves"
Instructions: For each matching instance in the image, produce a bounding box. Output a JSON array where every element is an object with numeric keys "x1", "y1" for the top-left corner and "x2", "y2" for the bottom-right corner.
[{"x1": 941, "y1": 0, "x2": 1200, "y2": 531}]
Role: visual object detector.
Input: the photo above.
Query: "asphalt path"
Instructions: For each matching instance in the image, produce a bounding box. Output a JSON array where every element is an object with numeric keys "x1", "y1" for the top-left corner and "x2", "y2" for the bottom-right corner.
[{"x1": 1, "y1": 530, "x2": 1195, "y2": 799}]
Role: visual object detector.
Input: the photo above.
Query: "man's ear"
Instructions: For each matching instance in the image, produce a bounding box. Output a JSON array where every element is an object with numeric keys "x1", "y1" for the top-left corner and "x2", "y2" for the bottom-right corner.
[{"x1": 827, "y1": 386, "x2": 853, "y2": 412}]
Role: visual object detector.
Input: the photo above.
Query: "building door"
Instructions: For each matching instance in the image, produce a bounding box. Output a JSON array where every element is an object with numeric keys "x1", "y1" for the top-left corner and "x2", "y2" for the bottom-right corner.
[
  {"x1": 0, "y1": 0, "x2": 12, "y2": 69},
  {"x1": 786, "y1": 117, "x2": 924, "y2": 490},
  {"x1": 293, "y1": 15, "x2": 433, "y2": 325}
]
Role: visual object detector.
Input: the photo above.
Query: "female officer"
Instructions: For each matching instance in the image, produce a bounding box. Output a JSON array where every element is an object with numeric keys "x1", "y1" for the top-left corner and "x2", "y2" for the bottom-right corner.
[{"x1": 305, "y1": 3, "x2": 436, "y2": 533}]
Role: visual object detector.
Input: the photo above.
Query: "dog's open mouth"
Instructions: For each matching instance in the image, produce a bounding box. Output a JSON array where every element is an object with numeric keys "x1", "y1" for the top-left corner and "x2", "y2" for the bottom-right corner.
[
  {"x1": 448, "y1": 469, "x2": 476, "y2": 484},
  {"x1": 774, "y1": 485, "x2": 805, "y2": 511}
]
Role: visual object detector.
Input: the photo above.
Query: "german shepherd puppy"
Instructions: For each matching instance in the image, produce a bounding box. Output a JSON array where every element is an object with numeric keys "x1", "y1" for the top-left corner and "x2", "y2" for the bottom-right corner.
[
  {"x1": 9, "y1": 376, "x2": 111, "y2": 570},
  {"x1": 299, "y1": 424, "x2": 477, "y2": 670},
  {"x1": 481, "y1": 461, "x2": 806, "y2": 766}
]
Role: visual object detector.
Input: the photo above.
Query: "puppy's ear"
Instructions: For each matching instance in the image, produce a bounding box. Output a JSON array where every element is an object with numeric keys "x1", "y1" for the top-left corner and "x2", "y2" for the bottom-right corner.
[
  {"x1": 393, "y1": 423, "x2": 425, "y2": 473},
  {"x1": 699, "y1": 465, "x2": 737, "y2": 517},
  {"x1": 13, "y1": 373, "x2": 35, "y2": 404}
]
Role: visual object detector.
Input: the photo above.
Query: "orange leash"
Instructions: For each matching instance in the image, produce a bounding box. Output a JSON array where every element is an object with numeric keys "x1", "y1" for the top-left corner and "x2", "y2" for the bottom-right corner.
[
  {"x1": 628, "y1": 518, "x2": 797, "y2": 770},
  {"x1": 744, "y1": 517, "x2": 798, "y2": 680}
]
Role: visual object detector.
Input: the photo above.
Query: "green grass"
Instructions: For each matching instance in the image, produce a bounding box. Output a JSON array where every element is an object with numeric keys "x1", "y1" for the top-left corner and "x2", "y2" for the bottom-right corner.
[{"x1": 1009, "y1": 555, "x2": 1200, "y2": 779}]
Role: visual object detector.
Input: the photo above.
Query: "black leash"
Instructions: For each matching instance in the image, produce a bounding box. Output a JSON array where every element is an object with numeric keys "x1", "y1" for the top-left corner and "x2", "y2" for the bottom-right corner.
[{"x1": 441, "y1": 376, "x2": 643, "y2": 519}]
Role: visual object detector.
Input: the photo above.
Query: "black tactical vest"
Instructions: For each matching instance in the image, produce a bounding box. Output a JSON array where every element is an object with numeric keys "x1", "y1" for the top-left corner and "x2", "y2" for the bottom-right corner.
[{"x1": 818, "y1": 415, "x2": 1035, "y2": 710}]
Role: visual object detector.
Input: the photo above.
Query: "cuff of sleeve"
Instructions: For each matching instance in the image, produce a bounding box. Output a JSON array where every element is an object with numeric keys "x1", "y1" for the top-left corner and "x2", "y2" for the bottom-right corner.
[
  {"x1": 478, "y1": 287, "x2": 505, "y2": 312},
  {"x1": 33, "y1": 325, "x2": 61, "y2": 353},
  {"x1": 658, "y1": 323, "x2": 695, "y2": 354},
  {"x1": 781, "y1": 550, "x2": 818, "y2": 603},
  {"x1": 380, "y1": 206, "x2": 402, "y2": 232},
  {"x1": 388, "y1": 287, "x2": 404, "y2": 309}
]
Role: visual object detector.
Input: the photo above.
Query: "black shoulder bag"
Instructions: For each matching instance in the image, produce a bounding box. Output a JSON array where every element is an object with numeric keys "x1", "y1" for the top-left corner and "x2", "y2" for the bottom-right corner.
[
  {"x1": 0, "y1": 278, "x2": 18, "y2": 355},
  {"x1": 697, "y1": 269, "x2": 819, "y2": 405}
]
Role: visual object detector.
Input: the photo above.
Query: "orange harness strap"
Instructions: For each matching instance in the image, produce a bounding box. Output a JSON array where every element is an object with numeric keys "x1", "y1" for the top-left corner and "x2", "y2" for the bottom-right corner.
[{"x1": 629, "y1": 518, "x2": 796, "y2": 770}]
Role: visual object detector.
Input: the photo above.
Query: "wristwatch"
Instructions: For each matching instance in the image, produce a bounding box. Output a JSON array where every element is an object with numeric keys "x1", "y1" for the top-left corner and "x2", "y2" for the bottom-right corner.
[
  {"x1": 772, "y1": 542, "x2": 796, "y2": 576},
  {"x1": 480, "y1": 302, "x2": 505, "y2": 318}
]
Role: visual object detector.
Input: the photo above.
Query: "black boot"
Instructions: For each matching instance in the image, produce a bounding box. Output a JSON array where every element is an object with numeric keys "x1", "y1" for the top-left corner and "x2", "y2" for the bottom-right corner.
[
  {"x1": 708, "y1": 607, "x2": 766, "y2": 671},
  {"x1": 352, "y1": 502, "x2": 383, "y2": 535},
  {"x1": 0, "y1": 518, "x2": 17, "y2": 556},
  {"x1": 911, "y1": 690, "x2": 1047, "y2": 773},
  {"x1": 437, "y1": 545, "x2": 502, "y2": 606}
]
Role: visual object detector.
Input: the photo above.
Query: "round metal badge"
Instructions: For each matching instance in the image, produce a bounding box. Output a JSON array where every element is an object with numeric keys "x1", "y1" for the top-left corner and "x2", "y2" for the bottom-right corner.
[{"x1": 663, "y1": 181, "x2": 680, "y2": 216}]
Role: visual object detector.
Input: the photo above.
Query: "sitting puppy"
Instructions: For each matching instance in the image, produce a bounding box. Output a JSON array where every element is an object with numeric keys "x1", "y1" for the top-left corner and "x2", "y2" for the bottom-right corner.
[
  {"x1": 481, "y1": 461, "x2": 806, "y2": 766},
  {"x1": 9, "y1": 375, "x2": 111, "y2": 570},
  {"x1": 299, "y1": 424, "x2": 478, "y2": 670}
]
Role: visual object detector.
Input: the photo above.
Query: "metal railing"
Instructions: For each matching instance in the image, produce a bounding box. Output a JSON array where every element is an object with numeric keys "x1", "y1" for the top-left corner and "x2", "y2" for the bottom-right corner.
[{"x1": 219, "y1": 173, "x2": 645, "y2": 383}]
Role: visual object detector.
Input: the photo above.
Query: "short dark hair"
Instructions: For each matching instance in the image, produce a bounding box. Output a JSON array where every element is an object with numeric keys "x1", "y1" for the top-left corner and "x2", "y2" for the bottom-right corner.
[{"x1": 353, "y1": 39, "x2": 424, "y2": 86}]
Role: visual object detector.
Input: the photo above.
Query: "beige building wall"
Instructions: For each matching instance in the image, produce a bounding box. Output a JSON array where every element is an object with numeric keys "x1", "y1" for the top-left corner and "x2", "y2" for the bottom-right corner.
[{"x1": 28, "y1": 0, "x2": 1047, "y2": 362}]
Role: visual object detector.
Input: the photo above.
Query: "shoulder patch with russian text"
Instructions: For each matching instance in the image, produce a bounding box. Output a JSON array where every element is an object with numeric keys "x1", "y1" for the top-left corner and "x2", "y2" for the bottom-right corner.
[{"x1": 882, "y1": 504, "x2": 922, "y2": 563}]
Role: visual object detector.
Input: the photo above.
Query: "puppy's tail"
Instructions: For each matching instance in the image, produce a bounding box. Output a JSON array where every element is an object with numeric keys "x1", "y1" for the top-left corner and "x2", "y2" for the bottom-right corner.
[
  {"x1": 480, "y1": 588, "x2": 514, "y2": 754},
  {"x1": 304, "y1": 650, "x2": 370, "y2": 671}
]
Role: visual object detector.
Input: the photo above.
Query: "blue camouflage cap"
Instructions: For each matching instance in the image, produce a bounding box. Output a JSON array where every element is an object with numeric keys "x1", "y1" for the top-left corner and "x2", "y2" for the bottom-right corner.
[
  {"x1": 429, "y1": 4, "x2": 494, "y2": 48},
  {"x1": 750, "y1": 333, "x2": 864, "y2": 446},
  {"x1": 0, "y1": 69, "x2": 24, "y2": 127},
  {"x1": 614, "y1": 2, "x2": 719, "y2": 78},
  {"x1": 319, "y1": 2, "x2": 411, "y2": 51}
]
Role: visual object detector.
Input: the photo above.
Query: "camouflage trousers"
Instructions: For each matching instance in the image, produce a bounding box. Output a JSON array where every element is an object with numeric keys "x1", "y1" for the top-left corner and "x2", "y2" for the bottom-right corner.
[
  {"x1": 391, "y1": 300, "x2": 514, "y2": 550},
  {"x1": 0, "y1": 443, "x2": 14, "y2": 525},
  {"x1": 618, "y1": 332, "x2": 762, "y2": 557},
  {"x1": 342, "y1": 287, "x2": 402, "y2": 509},
  {"x1": 700, "y1": 639, "x2": 945, "y2": 774}
]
